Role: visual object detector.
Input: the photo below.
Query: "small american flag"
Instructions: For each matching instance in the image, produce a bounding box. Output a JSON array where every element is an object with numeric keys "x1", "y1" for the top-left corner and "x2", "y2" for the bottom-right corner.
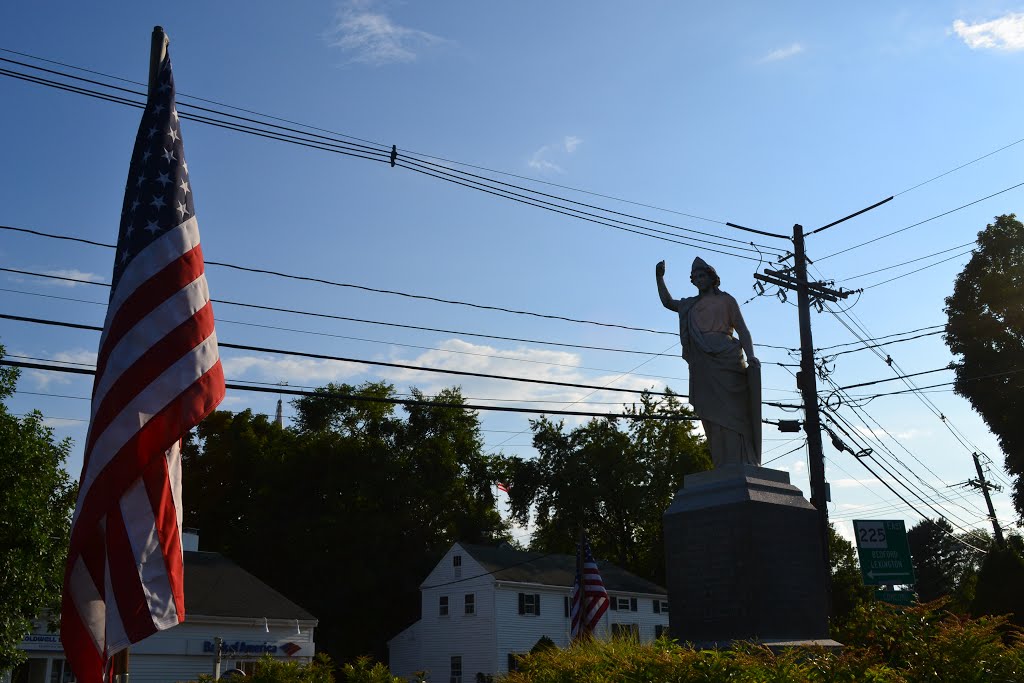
[
  {"x1": 495, "y1": 481, "x2": 510, "y2": 494},
  {"x1": 569, "y1": 537, "x2": 610, "y2": 639},
  {"x1": 61, "y1": 39, "x2": 224, "y2": 683}
]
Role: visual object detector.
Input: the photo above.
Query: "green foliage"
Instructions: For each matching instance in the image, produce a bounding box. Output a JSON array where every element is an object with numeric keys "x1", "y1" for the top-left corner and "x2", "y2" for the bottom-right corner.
[
  {"x1": 182, "y1": 383, "x2": 508, "y2": 664},
  {"x1": 340, "y1": 656, "x2": 404, "y2": 683},
  {"x1": 944, "y1": 214, "x2": 1024, "y2": 521},
  {"x1": 192, "y1": 653, "x2": 337, "y2": 682},
  {"x1": 906, "y1": 518, "x2": 981, "y2": 602},
  {"x1": 502, "y1": 391, "x2": 709, "y2": 582},
  {"x1": 828, "y1": 523, "x2": 873, "y2": 625},
  {"x1": 504, "y1": 602, "x2": 1024, "y2": 683},
  {"x1": 0, "y1": 349, "x2": 77, "y2": 671},
  {"x1": 972, "y1": 545, "x2": 1024, "y2": 628}
]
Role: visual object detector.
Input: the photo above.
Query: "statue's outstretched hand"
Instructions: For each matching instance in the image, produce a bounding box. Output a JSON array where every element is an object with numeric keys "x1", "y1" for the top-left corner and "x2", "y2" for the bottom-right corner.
[{"x1": 656, "y1": 260, "x2": 666, "y2": 277}]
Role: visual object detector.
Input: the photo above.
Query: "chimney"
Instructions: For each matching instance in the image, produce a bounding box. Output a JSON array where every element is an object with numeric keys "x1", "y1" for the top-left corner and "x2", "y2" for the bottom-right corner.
[{"x1": 275, "y1": 398, "x2": 283, "y2": 428}]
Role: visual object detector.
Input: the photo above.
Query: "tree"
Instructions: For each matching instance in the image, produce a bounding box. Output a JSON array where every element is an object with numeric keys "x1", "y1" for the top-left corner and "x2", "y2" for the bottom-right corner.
[
  {"x1": 972, "y1": 545, "x2": 1024, "y2": 627},
  {"x1": 0, "y1": 352, "x2": 77, "y2": 670},
  {"x1": 906, "y1": 518, "x2": 975, "y2": 602},
  {"x1": 945, "y1": 214, "x2": 1024, "y2": 521},
  {"x1": 829, "y1": 524, "x2": 872, "y2": 624},
  {"x1": 182, "y1": 383, "x2": 508, "y2": 664},
  {"x1": 502, "y1": 391, "x2": 710, "y2": 583}
]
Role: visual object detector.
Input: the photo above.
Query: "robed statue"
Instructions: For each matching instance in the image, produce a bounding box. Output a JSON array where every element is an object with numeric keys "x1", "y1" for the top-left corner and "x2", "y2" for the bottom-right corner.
[{"x1": 656, "y1": 258, "x2": 762, "y2": 466}]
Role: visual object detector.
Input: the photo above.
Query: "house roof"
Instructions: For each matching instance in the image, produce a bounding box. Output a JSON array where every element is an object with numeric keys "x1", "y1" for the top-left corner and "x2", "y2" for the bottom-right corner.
[
  {"x1": 184, "y1": 551, "x2": 316, "y2": 621},
  {"x1": 457, "y1": 543, "x2": 666, "y2": 595}
]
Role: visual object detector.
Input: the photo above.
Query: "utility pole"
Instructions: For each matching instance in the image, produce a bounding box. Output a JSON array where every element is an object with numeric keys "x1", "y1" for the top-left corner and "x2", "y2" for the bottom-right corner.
[
  {"x1": 754, "y1": 223, "x2": 855, "y2": 615},
  {"x1": 969, "y1": 452, "x2": 1004, "y2": 547}
]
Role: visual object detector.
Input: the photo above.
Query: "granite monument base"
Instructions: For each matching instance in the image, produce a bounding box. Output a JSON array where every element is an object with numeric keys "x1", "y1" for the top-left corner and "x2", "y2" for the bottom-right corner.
[{"x1": 664, "y1": 464, "x2": 831, "y2": 646}]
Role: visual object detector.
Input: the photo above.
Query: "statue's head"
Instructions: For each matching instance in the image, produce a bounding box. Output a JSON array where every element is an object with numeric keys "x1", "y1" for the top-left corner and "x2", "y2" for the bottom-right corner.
[{"x1": 690, "y1": 257, "x2": 721, "y2": 291}]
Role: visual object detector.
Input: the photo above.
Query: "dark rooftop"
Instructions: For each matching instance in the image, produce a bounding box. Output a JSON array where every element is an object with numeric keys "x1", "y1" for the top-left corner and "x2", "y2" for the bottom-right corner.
[
  {"x1": 184, "y1": 551, "x2": 315, "y2": 620},
  {"x1": 457, "y1": 543, "x2": 666, "y2": 595}
]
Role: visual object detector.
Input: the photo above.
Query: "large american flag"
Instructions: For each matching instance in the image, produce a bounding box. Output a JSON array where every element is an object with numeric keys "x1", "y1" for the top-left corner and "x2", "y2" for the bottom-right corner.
[
  {"x1": 569, "y1": 538, "x2": 610, "y2": 639},
  {"x1": 61, "y1": 43, "x2": 224, "y2": 683}
]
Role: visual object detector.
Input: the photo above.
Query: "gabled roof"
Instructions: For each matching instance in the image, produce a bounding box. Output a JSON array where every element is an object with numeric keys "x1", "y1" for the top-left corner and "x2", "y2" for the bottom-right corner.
[
  {"x1": 458, "y1": 543, "x2": 666, "y2": 595},
  {"x1": 184, "y1": 551, "x2": 316, "y2": 620}
]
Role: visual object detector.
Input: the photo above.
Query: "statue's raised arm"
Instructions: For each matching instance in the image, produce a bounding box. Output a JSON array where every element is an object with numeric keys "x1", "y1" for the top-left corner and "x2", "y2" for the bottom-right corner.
[{"x1": 657, "y1": 256, "x2": 762, "y2": 467}]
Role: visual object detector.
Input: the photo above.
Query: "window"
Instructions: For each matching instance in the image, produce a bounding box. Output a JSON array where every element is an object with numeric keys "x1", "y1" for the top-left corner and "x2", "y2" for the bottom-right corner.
[
  {"x1": 653, "y1": 599, "x2": 669, "y2": 614},
  {"x1": 49, "y1": 658, "x2": 77, "y2": 683},
  {"x1": 453, "y1": 554, "x2": 462, "y2": 578},
  {"x1": 507, "y1": 652, "x2": 523, "y2": 672},
  {"x1": 450, "y1": 655, "x2": 462, "y2": 683},
  {"x1": 518, "y1": 592, "x2": 540, "y2": 615},
  {"x1": 612, "y1": 596, "x2": 637, "y2": 611},
  {"x1": 611, "y1": 623, "x2": 640, "y2": 640},
  {"x1": 564, "y1": 595, "x2": 569, "y2": 617},
  {"x1": 655, "y1": 624, "x2": 668, "y2": 639},
  {"x1": 465, "y1": 593, "x2": 475, "y2": 615},
  {"x1": 439, "y1": 595, "x2": 449, "y2": 616}
]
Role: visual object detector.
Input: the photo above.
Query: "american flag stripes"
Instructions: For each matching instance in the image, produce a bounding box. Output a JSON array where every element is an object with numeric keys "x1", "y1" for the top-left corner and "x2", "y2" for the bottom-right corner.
[
  {"x1": 61, "y1": 42, "x2": 224, "y2": 683},
  {"x1": 569, "y1": 538, "x2": 610, "y2": 639}
]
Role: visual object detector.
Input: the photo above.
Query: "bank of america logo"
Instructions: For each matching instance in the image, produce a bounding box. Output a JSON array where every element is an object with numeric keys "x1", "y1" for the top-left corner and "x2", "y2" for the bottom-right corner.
[{"x1": 282, "y1": 642, "x2": 301, "y2": 656}]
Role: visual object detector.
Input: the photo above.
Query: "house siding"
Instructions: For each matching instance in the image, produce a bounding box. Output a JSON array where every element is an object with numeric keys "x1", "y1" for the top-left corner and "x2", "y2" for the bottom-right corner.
[{"x1": 389, "y1": 544, "x2": 670, "y2": 681}]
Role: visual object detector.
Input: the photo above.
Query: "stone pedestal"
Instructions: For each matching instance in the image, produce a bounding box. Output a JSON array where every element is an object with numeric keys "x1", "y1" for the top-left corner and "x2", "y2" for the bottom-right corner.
[{"x1": 664, "y1": 464, "x2": 829, "y2": 645}]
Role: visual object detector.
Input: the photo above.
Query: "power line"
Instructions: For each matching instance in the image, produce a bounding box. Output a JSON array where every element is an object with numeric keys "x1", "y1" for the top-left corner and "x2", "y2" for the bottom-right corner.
[
  {"x1": 838, "y1": 241, "x2": 976, "y2": 281},
  {"x1": 0, "y1": 58, "x2": 782, "y2": 257},
  {"x1": 0, "y1": 47, "x2": 739, "y2": 230},
  {"x1": 0, "y1": 226, "x2": 800, "y2": 352},
  {"x1": 0, "y1": 358, "x2": 697, "y2": 421},
  {"x1": 0, "y1": 224, "x2": 675, "y2": 335},
  {"x1": 862, "y1": 250, "x2": 975, "y2": 290},
  {"x1": 0, "y1": 312, "x2": 685, "y2": 398},
  {"x1": 815, "y1": 325, "x2": 944, "y2": 352},
  {"x1": 0, "y1": 267, "x2": 685, "y2": 357},
  {"x1": 817, "y1": 180, "x2": 1024, "y2": 262}
]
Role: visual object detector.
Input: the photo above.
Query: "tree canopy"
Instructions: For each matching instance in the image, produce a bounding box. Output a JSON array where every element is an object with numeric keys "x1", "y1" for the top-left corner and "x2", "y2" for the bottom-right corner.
[
  {"x1": 181, "y1": 382, "x2": 508, "y2": 664},
  {"x1": 945, "y1": 214, "x2": 1024, "y2": 520},
  {"x1": 0, "y1": 352, "x2": 77, "y2": 671},
  {"x1": 500, "y1": 391, "x2": 710, "y2": 584}
]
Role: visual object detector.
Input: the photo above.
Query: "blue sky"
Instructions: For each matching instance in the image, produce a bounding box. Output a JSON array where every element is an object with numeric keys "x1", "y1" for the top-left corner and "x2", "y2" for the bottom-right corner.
[{"x1": 2, "y1": 1, "x2": 1024, "y2": 546}]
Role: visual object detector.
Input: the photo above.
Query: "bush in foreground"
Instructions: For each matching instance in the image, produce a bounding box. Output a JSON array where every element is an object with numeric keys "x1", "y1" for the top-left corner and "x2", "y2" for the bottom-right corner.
[{"x1": 503, "y1": 602, "x2": 1024, "y2": 683}]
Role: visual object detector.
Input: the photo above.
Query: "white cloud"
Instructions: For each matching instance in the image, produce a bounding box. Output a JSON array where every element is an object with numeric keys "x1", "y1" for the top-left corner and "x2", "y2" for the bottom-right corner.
[
  {"x1": 527, "y1": 135, "x2": 583, "y2": 174},
  {"x1": 42, "y1": 417, "x2": 86, "y2": 429},
  {"x1": 325, "y1": 1, "x2": 446, "y2": 65},
  {"x1": 14, "y1": 348, "x2": 96, "y2": 390},
  {"x1": 223, "y1": 354, "x2": 364, "y2": 385},
  {"x1": 953, "y1": 13, "x2": 1024, "y2": 51},
  {"x1": 527, "y1": 146, "x2": 563, "y2": 174},
  {"x1": 758, "y1": 43, "x2": 804, "y2": 63},
  {"x1": 5, "y1": 268, "x2": 105, "y2": 288}
]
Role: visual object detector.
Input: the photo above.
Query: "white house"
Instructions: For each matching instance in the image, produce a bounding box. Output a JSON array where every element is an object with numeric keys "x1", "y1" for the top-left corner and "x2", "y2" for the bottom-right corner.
[
  {"x1": 388, "y1": 542, "x2": 669, "y2": 682},
  {"x1": 4, "y1": 533, "x2": 317, "y2": 683}
]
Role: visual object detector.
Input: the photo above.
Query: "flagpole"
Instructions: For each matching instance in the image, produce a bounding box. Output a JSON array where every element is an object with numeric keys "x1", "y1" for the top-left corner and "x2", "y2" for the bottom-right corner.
[
  {"x1": 149, "y1": 26, "x2": 169, "y2": 99},
  {"x1": 577, "y1": 528, "x2": 588, "y2": 639}
]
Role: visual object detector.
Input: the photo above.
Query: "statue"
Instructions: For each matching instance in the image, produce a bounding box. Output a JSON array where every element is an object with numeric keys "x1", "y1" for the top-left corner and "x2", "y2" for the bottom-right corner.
[{"x1": 656, "y1": 258, "x2": 762, "y2": 466}]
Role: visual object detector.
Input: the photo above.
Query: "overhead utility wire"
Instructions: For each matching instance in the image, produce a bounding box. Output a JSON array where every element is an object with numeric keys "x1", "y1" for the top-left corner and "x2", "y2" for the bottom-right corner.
[
  {"x1": 0, "y1": 312, "x2": 686, "y2": 399},
  {"x1": 0, "y1": 59, "x2": 776, "y2": 259},
  {"x1": 818, "y1": 302, "x2": 999, "y2": 516},
  {"x1": 0, "y1": 359, "x2": 697, "y2": 422},
  {"x1": 0, "y1": 267, "x2": 687, "y2": 358},
  {"x1": 821, "y1": 404, "x2": 993, "y2": 545},
  {"x1": 817, "y1": 180, "x2": 1024, "y2": 262},
  {"x1": 862, "y1": 250, "x2": 975, "y2": 290},
  {"x1": 815, "y1": 325, "x2": 943, "y2": 352},
  {"x1": 827, "y1": 300, "x2": 990, "y2": 458},
  {"x1": 0, "y1": 224, "x2": 797, "y2": 350},
  {"x1": 0, "y1": 224, "x2": 673, "y2": 335},
  {"x1": 0, "y1": 47, "x2": 734, "y2": 229},
  {"x1": 820, "y1": 330, "x2": 944, "y2": 359},
  {"x1": 839, "y1": 241, "x2": 977, "y2": 281}
]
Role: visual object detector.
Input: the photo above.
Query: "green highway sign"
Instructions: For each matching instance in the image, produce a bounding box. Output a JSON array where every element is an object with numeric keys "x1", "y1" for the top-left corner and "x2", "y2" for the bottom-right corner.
[
  {"x1": 876, "y1": 589, "x2": 916, "y2": 606},
  {"x1": 853, "y1": 519, "x2": 916, "y2": 586}
]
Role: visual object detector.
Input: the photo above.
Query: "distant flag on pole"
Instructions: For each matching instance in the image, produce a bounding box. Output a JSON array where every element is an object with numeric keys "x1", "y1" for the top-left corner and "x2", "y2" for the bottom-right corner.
[
  {"x1": 61, "y1": 29, "x2": 224, "y2": 683},
  {"x1": 570, "y1": 537, "x2": 610, "y2": 639},
  {"x1": 496, "y1": 481, "x2": 510, "y2": 494}
]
